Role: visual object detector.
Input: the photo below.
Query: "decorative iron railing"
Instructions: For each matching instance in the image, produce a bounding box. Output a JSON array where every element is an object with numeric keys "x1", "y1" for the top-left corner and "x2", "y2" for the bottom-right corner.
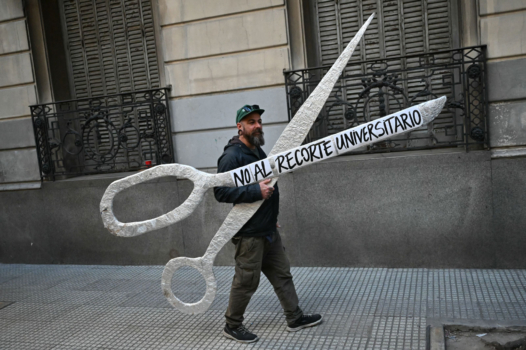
[
  {"x1": 31, "y1": 87, "x2": 174, "y2": 181},
  {"x1": 284, "y1": 46, "x2": 488, "y2": 153}
]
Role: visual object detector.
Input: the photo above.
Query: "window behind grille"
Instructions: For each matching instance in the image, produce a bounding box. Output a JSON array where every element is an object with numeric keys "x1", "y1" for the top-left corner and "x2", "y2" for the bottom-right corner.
[
  {"x1": 59, "y1": 0, "x2": 161, "y2": 99},
  {"x1": 309, "y1": 0, "x2": 459, "y2": 137}
]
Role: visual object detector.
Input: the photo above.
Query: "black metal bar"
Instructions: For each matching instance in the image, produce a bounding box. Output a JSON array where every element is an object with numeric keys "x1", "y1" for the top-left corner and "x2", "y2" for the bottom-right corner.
[
  {"x1": 29, "y1": 87, "x2": 172, "y2": 107},
  {"x1": 483, "y1": 46, "x2": 490, "y2": 148},
  {"x1": 31, "y1": 106, "x2": 46, "y2": 182},
  {"x1": 283, "y1": 46, "x2": 489, "y2": 153},
  {"x1": 31, "y1": 87, "x2": 174, "y2": 181},
  {"x1": 283, "y1": 45, "x2": 488, "y2": 74},
  {"x1": 163, "y1": 86, "x2": 175, "y2": 163}
]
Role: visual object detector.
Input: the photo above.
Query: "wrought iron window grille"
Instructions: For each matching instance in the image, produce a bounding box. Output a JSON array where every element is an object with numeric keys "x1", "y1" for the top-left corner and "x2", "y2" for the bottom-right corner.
[
  {"x1": 284, "y1": 46, "x2": 489, "y2": 153},
  {"x1": 31, "y1": 87, "x2": 174, "y2": 181}
]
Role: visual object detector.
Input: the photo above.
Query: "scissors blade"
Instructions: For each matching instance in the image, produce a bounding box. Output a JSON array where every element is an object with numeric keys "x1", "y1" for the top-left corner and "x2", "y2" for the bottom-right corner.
[
  {"x1": 205, "y1": 14, "x2": 377, "y2": 267},
  {"x1": 269, "y1": 13, "x2": 375, "y2": 157},
  {"x1": 160, "y1": 16, "x2": 381, "y2": 314}
]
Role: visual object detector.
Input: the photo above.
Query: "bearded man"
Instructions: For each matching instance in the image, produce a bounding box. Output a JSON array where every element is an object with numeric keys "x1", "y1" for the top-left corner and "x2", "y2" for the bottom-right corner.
[{"x1": 214, "y1": 104, "x2": 322, "y2": 343}]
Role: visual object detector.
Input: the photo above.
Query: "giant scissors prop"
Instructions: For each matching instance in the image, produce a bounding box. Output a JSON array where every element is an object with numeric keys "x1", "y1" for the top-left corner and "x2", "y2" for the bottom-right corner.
[{"x1": 100, "y1": 13, "x2": 446, "y2": 314}]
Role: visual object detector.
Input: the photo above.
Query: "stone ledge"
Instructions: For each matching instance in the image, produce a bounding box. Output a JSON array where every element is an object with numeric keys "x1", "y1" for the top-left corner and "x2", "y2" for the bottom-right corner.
[
  {"x1": 492, "y1": 147, "x2": 526, "y2": 159},
  {"x1": 480, "y1": 0, "x2": 526, "y2": 16},
  {"x1": 0, "y1": 181, "x2": 41, "y2": 191}
]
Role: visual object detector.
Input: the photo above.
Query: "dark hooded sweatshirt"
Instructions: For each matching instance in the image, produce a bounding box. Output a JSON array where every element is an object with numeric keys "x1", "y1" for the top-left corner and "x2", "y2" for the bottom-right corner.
[{"x1": 214, "y1": 136, "x2": 279, "y2": 237}]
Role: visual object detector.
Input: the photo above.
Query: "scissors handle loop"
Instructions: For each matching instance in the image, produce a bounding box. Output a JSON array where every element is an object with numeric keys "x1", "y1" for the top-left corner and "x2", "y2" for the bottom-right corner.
[
  {"x1": 100, "y1": 164, "x2": 217, "y2": 237},
  {"x1": 159, "y1": 193, "x2": 274, "y2": 314},
  {"x1": 161, "y1": 256, "x2": 217, "y2": 314}
]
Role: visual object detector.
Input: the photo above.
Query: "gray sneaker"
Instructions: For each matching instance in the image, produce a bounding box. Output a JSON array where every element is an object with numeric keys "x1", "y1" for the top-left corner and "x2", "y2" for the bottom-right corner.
[
  {"x1": 223, "y1": 324, "x2": 259, "y2": 343},
  {"x1": 286, "y1": 314, "x2": 323, "y2": 332}
]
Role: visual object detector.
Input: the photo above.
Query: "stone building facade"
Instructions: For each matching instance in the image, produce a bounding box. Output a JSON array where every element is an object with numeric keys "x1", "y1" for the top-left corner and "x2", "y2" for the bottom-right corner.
[{"x1": 0, "y1": 0, "x2": 525, "y2": 267}]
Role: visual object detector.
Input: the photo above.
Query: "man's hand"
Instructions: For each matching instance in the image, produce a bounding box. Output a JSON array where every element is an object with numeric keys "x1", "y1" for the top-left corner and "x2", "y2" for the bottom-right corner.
[{"x1": 259, "y1": 179, "x2": 274, "y2": 200}]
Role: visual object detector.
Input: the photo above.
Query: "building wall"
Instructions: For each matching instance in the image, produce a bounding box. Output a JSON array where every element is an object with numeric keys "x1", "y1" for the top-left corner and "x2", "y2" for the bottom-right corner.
[
  {"x1": 0, "y1": 0, "x2": 41, "y2": 191},
  {"x1": 0, "y1": 0, "x2": 525, "y2": 268},
  {"x1": 479, "y1": 0, "x2": 526, "y2": 153},
  {"x1": 157, "y1": 0, "x2": 293, "y2": 168},
  {"x1": 1, "y1": 149, "x2": 525, "y2": 268},
  {"x1": 477, "y1": 0, "x2": 526, "y2": 268}
]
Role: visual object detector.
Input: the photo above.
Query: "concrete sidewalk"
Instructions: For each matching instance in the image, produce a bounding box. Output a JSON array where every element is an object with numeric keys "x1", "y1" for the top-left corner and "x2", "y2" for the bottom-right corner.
[{"x1": 1, "y1": 265, "x2": 525, "y2": 350}]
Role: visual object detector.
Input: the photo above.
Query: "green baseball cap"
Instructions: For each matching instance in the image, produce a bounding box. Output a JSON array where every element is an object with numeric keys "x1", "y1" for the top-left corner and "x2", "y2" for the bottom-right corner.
[{"x1": 236, "y1": 104, "x2": 265, "y2": 124}]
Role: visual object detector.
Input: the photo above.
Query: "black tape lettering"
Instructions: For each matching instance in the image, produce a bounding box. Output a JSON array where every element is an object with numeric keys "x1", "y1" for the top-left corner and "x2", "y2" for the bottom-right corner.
[
  {"x1": 409, "y1": 111, "x2": 416, "y2": 125},
  {"x1": 354, "y1": 129, "x2": 364, "y2": 143},
  {"x1": 243, "y1": 169, "x2": 251, "y2": 184},
  {"x1": 294, "y1": 149, "x2": 304, "y2": 167},
  {"x1": 383, "y1": 120, "x2": 390, "y2": 135},
  {"x1": 285, "y1": 152, "x2": 296, "y2": 170},
  {"x1": 400, "y1": 113, "x2": 413, "y2": 129},
  {"x1": 262, "y1": 161, "x2": 272, "y2": 178},
  {"x1": 375, "y1": 121, "x2": 386, "y2": 137},
  {"x1": 254, "y1": 161, "x2": 272, "y2": 181},
  {"x1": 322, "y1": 140, "x2": 333, "y2": 157},
  {"x1": 253, "y1": 163, "x2": 264, "y2": 181},
  {"x1": 344, "y1": 132, "x2": 355, "y2": 146},
  {"x1": 385, "y1": 117, "x2": 395, "y2": 134},
  {"x1": 233, "y1": 171, "x2": 245, "y2": 187},
  {"x1": 335, "y1": 134, "x2": 346, "y2": 150},
  {"x1": 309, "y1": 143, "x2": 321, "y2": 160},
  {"x1": 412, "y1": 110, "x2": 422, "y2": 125},
  {"x1": 394, "y1": 116, "x2": 404, "y2": 133},
  {"x1": 367, "y1": 123, "x2": 377, "y2": 140},
  {"x1": 276, "y1": 155, "x2": 288, "y2": 173},
  {"x1": 317, "y1": 142, "x2": 325, "y2": 157},
  {"x1": 301, "y1": 147, "x2": 310, "y2": 162}
]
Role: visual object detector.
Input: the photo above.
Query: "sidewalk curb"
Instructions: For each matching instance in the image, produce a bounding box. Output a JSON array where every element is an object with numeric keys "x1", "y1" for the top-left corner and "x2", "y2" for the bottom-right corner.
[
  {"x1": 427, "y1": 325, "x2": 445, "y2": 350},
  {"x1": 426, "y1": 319, "x2": 526, "y2": 350}
]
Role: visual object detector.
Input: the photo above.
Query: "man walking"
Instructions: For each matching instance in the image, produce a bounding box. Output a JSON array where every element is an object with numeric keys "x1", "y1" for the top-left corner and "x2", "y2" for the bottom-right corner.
[{"x1": 214, "y1": 104, "x2": 322, "y2": 343}]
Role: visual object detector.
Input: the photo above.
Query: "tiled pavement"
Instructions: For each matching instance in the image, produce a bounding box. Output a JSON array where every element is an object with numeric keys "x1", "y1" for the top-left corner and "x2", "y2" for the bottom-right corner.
[{"x1": 1, "y1": 264, "x2": 526, "y2": 349}]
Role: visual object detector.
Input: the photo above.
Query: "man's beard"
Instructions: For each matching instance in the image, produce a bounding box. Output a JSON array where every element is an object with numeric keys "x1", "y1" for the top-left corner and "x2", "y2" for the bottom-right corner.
[{"x1": 241, "y1": 126, "x2": 265, "y2": 147}]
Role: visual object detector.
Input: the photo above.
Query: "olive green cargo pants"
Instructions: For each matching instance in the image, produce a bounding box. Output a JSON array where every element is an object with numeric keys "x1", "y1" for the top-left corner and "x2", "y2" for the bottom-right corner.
[{"x1": 225, "y1": 231, "x2": 303, "y2": 327}]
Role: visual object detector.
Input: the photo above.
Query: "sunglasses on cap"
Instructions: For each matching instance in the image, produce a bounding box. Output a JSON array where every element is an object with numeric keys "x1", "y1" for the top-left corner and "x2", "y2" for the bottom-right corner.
[{"x1": 242, "y1": 105, "x2": 260, "y2": 113}]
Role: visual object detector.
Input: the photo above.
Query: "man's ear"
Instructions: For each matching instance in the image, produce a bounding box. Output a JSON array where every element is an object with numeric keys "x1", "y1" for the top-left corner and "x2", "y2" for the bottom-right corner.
[{"x1": 236, "y1": 122, "x2": 242, "y2": 132}]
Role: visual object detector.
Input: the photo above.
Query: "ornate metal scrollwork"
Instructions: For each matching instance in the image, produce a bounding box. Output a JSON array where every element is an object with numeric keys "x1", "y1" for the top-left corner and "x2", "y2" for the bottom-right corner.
[
  {"x1": 34, "y1": 117, "x2": 45, "y2": 129},
  {"x1": 62, "y1": 124, "x2": 84, "y2": 156},
  {"x1": 284, "y1": 46, "x2": 488, "y2": 152},
  {"x1": 154, "y1": 103, "x2": 166, "y2": 115},
  {"x1": 289, "y1": 86, "x2": 302, "y2": 100},
  {"x1": 470, "y1": 127, "x2": 485, "y2": 142},
  {"x1": 31, "y1": 88, "x2": 174, "y2": 181},
  {"x1": 467, "y1": 64, "x2": 482, "y2": 79}
]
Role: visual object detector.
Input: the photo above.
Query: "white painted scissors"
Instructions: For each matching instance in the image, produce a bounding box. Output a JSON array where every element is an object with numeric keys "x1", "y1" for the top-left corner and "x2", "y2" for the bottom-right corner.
[{"x1": 100, "y1": 13, "x2": 445, "y2": 314}]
